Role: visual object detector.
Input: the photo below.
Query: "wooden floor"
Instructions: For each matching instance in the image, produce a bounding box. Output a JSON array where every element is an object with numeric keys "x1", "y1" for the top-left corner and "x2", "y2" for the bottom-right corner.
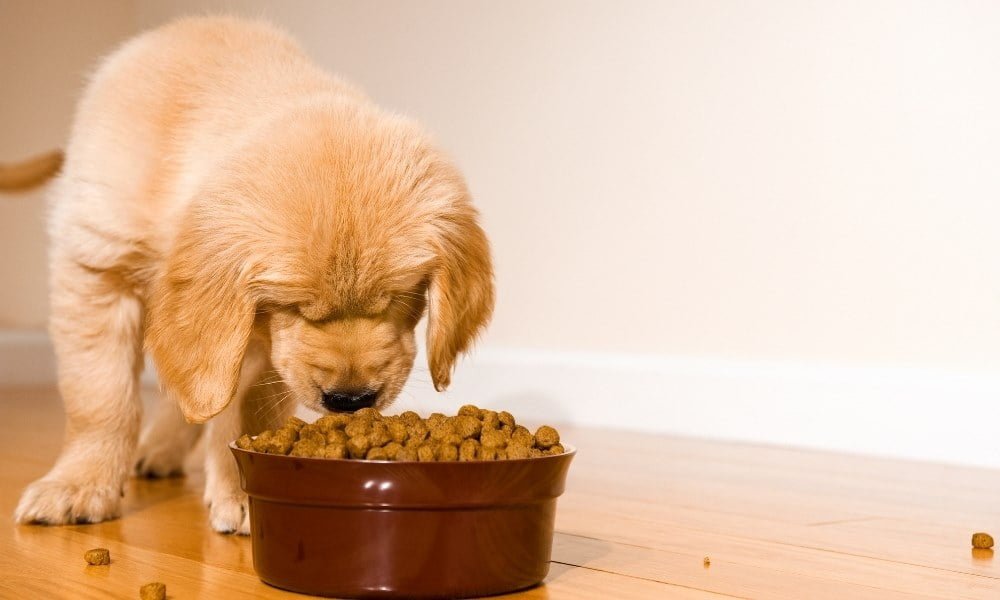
[{"x1": 1, "y1": 386, "x2": 998, "y2": 599}]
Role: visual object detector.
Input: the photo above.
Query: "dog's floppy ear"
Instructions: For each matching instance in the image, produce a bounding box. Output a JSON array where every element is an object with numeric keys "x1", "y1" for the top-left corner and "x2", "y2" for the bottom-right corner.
[
  {"x1": 145, "y1": 198, "x2": 259, "y2": 424},
  {"x1": 426, "y1": 206, "x2": 495, "y2": 391}
]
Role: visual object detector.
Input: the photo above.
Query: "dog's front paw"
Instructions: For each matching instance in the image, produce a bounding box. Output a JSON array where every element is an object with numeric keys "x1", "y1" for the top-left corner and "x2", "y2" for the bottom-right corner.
[
  {"x1": 207, "y1": 493, "x2": 250, "y2": 535},
  {"x1": 14, "y1": 477, "x2": 122, "y2": 525}
]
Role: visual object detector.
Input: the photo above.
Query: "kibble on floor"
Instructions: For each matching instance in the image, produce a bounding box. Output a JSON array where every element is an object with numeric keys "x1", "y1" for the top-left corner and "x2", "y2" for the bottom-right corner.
[
  {"x1": 84, "y1": 548, "x2": 110, "y2": 566},
  {"x1": 139, "y1": 582, "x2": 166, "y2": 600}
]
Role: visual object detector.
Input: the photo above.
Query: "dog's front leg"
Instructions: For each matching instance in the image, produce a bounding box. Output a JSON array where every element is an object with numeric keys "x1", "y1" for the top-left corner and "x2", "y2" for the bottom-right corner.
[
  {"x1": 203, "y1": 397, "x2": 251, "y2": 534},
  {"x1": 15, "y1": 262, "x2": 144, "y2": 525},
  {"x1": 203, "y1": 346, "x2": 295, "y2": 535}
]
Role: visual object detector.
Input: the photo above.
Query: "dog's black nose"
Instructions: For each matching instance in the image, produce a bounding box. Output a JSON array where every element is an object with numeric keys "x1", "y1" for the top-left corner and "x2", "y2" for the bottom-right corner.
[{"x1": 321, "y1": 389, "x2": 379, "y2": 412}]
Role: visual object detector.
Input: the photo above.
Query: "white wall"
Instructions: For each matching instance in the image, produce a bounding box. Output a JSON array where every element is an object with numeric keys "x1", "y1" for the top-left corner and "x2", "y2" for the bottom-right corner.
[
  {"x1": 134, "y1": 0, "x2": 1000, "y2": 374},
  {"x1": 2, "y1": 1, "x2": 999, "y2": 466},
  {"x1": 0, "y1": 0, "x2": 136, "y2": 328}
]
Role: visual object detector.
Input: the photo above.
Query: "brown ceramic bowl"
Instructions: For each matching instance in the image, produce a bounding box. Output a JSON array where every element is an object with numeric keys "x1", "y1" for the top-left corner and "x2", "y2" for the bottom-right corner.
[{"x1": 230, "y1": 443, "x2": 575, "y2": 599}]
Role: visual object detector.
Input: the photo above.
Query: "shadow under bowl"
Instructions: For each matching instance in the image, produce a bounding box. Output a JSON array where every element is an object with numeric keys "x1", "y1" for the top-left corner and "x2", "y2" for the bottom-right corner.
[{"x1": 231, "y1": 444, "x2": 576, "y2": 599}]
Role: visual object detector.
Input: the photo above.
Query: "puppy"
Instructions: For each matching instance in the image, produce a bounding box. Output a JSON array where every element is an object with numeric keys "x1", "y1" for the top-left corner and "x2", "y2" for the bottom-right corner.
[{"x1": 13, "y1": 16, "x2": 494, "y2": 534}]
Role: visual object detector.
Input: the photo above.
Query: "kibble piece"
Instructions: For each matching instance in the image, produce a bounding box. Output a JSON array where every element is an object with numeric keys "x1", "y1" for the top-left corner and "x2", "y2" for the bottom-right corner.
[
  {"x1": 333, "y1": 413, "x2": 354, "y2": 428},
  {"x1": 84, "y1": 548, "x2": 110, "y2": 566},
  {"x1": 440, "y1": 433, "x2": 463, "y2": 447},
  {"x1": 262, "y1": 432, "x2": 295, "y2": 455},
  {"x1": 353, "y1": 407, "x2": 382, "y2": 421},
  {"x1": 250, "y1": 430, "x2": 272, "y2": 453},
  {"x1": 511, "y1": 425, "x2": 534, "y2": 447},
  {"x1": 316, "y1": 413, "x2": 352, "y2": 431},
  {"x1": 284, "y1": 416, "x2": 306, "y2": 430},
  {"x1": 972, "y1": 532, "x2": 994, "y2": 549},
  {"x1": 297, "y1": 425, "x2": 324, "y2": 445},
  {"x1": 278, "y1": 422, "x2": 300, "y2": 436},
  {"x1": 452, "y1": 415, "x2": 482, "y2": 439},
  {"x1": 385, "y1": 419, "x2": 409, "y2": 443},
  {"x1": 506, "y1": 442, "x2": 531, "y2": 459},
  {"x1": 345, "y1": 419, "x2": 372, "y2": 438},
  {"x1": 481, "y1": 410, "x2": 500, "y2": 431},
  {"x1": 459, "y1": 439, "x2": 479, "y2": 461},
  {"x1": 426, "y1": 413, "x2": 447, "y2": 429},
  {"x1": 322, "y1": 443, "x2": 348, "y2": 459},
  {"x1": 529, "y1": 448, "x2": 544, "y2": 458},
  {"x1": 703, "y1": 557, "x2": 711, "y2": 567},
  {"x1": 383, "y1": 441, "x2": 403, "y2": 460},
  {"x1": 347, "y1": 435, "x2": 371, "y2": 459},
  {"x1": 430, "y1": 422, "x2": 457, "y2": 442},
  {"x1": 276, "y1": 428, "x2": 298, "y2": 442},
  {"x1": 417, "y1": 443, "x2": 438, "y2": 462},
  {"x1": 400, "y1": 410, "x2": 422, "y2": 425},
  {"x1": 407, "y1": 421, "x2": 429, "y2": 443},
  {"x1": 368, "y1": 422, "x2": 392, "y2": 447},
  {"x1": 396, "y1": 445, "x2": 419, "y2": 461},
  {"x1": 249, "y1": 434, "x2": 269, "y2": 452},
  {"x1": 290, "y1": 440, "x2": 323, "y2": 457},
  {"x1": 367, "y1": 446, "x2": 389, "y2": 461},
  {"x1": 313, "y1": 415, "x2": 335, "y2": 432},
  {"x1": 534, "y1": 425, "x2": 560, "y2": 449},
  {"x1": 326, "y1": 429, "x2": 349, "y2": 445},
  {"x1": 457, "y1": 404, "x2": 480, "y2": 417},
  {"x1": 235, "y1": 434, "x2": 253, "y2": 450},
  {"x1": 139, "y1": 582, "x2": 166, "y2": 600},
  {"x1": 481, "y1": 429, "x2": 508, "y2": 449},
  {"x1": 547, "y1": 443, "x2": 565, "y2": 456},
  {"x1": 275, "y1": 427, "x2": 299, "y2": 445},
  {"x1": 498, "y1": 411, "x2": 516, "y2": 429},
  {"x1": 438, "y1": 444, "x2": 459, "y2": 462}
]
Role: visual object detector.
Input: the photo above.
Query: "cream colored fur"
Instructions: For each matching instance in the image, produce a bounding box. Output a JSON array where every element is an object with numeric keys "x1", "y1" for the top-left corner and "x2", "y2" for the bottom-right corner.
[{"x1": 14, "y1": 16, "x2": 494, "y2": 534}]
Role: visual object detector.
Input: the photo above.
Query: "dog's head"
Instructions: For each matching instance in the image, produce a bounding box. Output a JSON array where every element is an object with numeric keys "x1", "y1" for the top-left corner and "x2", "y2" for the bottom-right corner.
[{"x1": 146, "y1": 104, "x2": 494, "y2": 423}]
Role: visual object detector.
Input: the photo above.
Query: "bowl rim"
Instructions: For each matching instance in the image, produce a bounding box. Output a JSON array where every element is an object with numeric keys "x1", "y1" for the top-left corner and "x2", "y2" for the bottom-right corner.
[{"x1": 229, "y1": 440, "x2": 576, "y2": 464}]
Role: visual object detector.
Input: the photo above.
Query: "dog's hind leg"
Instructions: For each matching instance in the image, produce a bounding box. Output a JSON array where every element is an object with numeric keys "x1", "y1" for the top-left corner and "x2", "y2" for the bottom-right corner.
[
  {"x1": 15, "y1": 259, "x2": 145, "y2": 525},
  {"x1": 134, "y1": 392, "x2": 203, "y2": 478}
]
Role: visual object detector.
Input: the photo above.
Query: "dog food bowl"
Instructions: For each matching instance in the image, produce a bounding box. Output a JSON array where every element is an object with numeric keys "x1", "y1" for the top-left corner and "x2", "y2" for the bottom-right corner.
[{"x1": 230, "y1": 444, "x2": 575, "y2": 599}]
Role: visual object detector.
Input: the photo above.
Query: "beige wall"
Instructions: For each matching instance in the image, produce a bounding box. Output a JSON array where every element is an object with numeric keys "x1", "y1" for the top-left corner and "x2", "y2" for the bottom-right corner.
[
  {"x1": 4, "y1": 1, "x2": 1000, "y2": 373},
  {"x1": 0, "y1": 0, "x2": 136, "y2": 328}
]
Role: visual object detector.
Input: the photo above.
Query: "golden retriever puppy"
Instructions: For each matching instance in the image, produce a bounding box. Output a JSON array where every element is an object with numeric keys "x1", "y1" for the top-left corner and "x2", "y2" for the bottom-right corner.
[{"x1": 13, "y1": 16, "x2": 494, "y2": 534}]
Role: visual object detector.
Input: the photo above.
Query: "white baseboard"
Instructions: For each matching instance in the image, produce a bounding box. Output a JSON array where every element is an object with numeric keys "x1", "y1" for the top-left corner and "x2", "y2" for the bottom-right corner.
[
  {"x1": 401, "y1": 349, "x2": 1000, "y2": 470},
  {"x1": 4, "y1": 330, "x2": 998, "y2": 469},
  {"x1": 0, "y1": 330, "x2": 159, "y2": 387}
]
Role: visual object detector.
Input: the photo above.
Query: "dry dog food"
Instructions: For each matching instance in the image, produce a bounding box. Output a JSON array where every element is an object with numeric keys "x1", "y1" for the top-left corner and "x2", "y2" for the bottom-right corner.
[
  {"x1": 236, "y1": 405, "x2": 564, "y2": 462},
  {"x1": 84, "y1": 548, "x2": 111, "y2": 566},
  {"x1": 139, "y1": 582, "x2": 166, "y2": 600},
  {"x1": 972, "y1": 532, "x2": 994, "y2": 549}
]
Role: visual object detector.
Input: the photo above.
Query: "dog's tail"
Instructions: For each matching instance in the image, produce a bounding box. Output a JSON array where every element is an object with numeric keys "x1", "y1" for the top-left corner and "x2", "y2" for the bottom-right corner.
[{"x1": 0, "y1": 149, "x2": 64, "y2": 191}]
